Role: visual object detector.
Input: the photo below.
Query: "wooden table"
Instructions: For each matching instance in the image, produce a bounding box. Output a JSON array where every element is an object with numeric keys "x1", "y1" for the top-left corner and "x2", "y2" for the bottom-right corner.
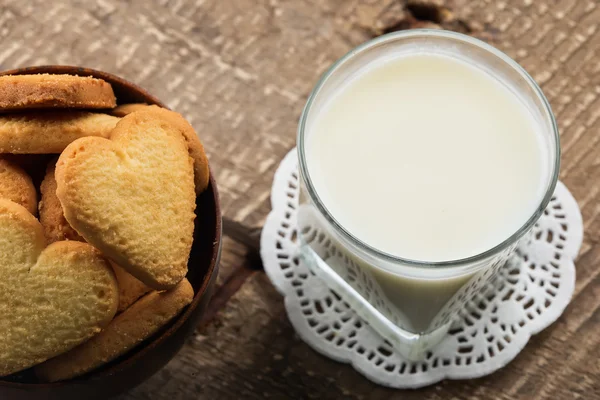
[{"x1": 3, "y1": 0, "x2": 599, "y2": 398}]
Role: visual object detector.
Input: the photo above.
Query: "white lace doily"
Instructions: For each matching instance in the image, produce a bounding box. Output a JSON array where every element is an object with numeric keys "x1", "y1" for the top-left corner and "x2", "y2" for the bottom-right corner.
[{"x1": 261, "y1": 148, "x2": 583, "y2": 388}]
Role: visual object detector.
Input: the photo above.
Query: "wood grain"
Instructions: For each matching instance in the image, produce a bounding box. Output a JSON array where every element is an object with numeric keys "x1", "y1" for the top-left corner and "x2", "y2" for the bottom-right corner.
[{"x1": 1, "y1": 0, "x2": 599, "y2": 398}]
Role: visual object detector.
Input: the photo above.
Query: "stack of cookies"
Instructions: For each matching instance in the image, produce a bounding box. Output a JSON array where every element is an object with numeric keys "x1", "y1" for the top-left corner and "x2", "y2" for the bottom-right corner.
[{"x1": 0, "y1": 74, "x2": 210, "y2": 382}]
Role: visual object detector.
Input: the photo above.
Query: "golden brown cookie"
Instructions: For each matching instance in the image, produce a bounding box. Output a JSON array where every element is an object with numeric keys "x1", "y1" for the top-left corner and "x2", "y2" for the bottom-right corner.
[
  {"x1": 0, "y1": 74, "x2": 116, "y2": 111},
  {"x1": 39, "y1": 161, "x2": 150, "y2": 310},
  {"x1": 56, "y1": 107, "x2": 196, "y2": 289},
  {"x1": 0, "y1": 111, "x2": 120, "y2": 154},
  {"x1": 109, "y1": 103, "x2": 149, "y2": 117},
  {"x1": 111, "y1": 262, "x2": 152, "y2": 313},
  {"x1": 0, "y1": 158, "x2": 37, "y2": 214},
  {"x1": 39, "y1": 160, "x2": 84, "y2": 243},
  {"x1": 0, "y1": 199, "x2": 119, "y2": 376},
  {"x1": 35, "y1": 278, "x2": 194, "y2": 382}
]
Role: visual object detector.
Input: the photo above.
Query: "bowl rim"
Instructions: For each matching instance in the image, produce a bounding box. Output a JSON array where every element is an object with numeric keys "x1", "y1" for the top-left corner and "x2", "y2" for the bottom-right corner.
[{"x1": 0, "y1": 65, "x2": 222, "y2": 388}]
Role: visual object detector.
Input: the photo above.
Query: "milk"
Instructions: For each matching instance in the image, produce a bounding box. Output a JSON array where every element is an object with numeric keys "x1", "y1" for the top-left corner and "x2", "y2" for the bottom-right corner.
[{"x1": 306, "y1": 53, "x2": 547, "y2": 262}]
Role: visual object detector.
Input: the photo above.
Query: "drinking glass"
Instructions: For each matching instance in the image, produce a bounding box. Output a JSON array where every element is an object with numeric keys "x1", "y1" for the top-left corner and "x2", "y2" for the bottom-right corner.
[{"x1": 296, "y1": 30, "x2": 560, "y2": 360}]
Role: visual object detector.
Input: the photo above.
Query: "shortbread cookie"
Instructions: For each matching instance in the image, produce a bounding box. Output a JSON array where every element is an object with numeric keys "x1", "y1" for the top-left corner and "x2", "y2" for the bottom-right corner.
[
  {"x1": 0, "y1": 74, "x2": 116, "y2": 110},
  {"x1": 39, "y1": 161, "x2": 150, "y2": 310},
  {"x1": 56, "y1": 107, "x2": 196, "y2": 289},
  {"x1": 0, "y1": 158, "x2": 37, "y2": 214},
  {"x1": 0, "y1": 111, "x2": 120, "y2": 154},
  {"x1": 111, "y1": 262, "x2": 152, "y2": 312},
  {"x1": 109, "y1": 103, "x2": 148, "y2": 117},
  {"x1": 35, "y1": 278, "x2": 194, "y2": 382},
  {"x1": 0, "y1": 199, "x2": 119, "y2": 376},
  {"x1": 39, "y1": 161, "x2": 84, "y2": 243},
  {"x1": 112, "y1": 105, "x2": 209, "y2": 193}
]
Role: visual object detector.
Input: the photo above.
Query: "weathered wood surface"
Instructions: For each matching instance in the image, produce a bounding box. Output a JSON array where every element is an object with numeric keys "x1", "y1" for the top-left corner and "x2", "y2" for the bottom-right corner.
[{"x1": 2, "y1": 0, "x2": 600, "y2": 398}]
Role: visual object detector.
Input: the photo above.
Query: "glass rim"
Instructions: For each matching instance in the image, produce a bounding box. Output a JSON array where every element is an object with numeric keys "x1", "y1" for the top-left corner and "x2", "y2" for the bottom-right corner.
[{"x1": 297, "y1": 29, "x2": 561, "y2": 270}]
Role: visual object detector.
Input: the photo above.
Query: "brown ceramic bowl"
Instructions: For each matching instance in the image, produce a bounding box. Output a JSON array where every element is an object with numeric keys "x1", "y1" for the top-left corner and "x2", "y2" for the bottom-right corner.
[{"x1": 0, "y1": 66, "x2": 221, "y2": 399}]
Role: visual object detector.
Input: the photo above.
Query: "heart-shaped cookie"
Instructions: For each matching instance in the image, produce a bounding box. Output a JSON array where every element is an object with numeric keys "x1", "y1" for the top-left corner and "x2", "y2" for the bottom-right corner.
[
  {"x1": 36, "y1": 278, "x2": 194, "y2": 382},
  {"x1": 39, "y1": 160, "x2": 151, "y2": 311},
  {"x1": 0, "y1": 199, "x2": 118, "y2": 376},
  {"x1": 55, "y1": 107, "x2": 197, "y2": 289}
]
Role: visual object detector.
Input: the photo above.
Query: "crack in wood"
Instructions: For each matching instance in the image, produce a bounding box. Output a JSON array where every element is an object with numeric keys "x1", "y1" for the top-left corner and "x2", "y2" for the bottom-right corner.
[
  {"x1": 375, "y1": 0, "x2": 496, "y2": 42},
  {"x1": 406, "y1": 1, "x2": 455, "y2": 25}
]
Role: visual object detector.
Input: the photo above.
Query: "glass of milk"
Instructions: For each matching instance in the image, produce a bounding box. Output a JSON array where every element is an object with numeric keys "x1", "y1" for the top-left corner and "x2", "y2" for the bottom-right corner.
[{"x1": 296, "y1": 30, "x2": 560, "y2": 360}]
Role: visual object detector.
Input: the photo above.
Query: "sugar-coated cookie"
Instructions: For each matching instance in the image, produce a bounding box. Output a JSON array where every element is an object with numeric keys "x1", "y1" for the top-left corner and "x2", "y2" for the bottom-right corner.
[
  {"x1": 56, "y1": 107, "x2": 197, "y2": 289},
  {"x1": 0, "y1": 111, "x2": 120, "y2": 154},
  {"x1": 35, "y1": 278, "x2": 194, "y2": 382},
  {"x1": 0, "y1": 74, "x2": 116, "y2": 111},
  {"x1": 0, "y1": 158, "x2": 37, "y2": 214},
  {"x1": 0, "y1": 199, "x2": 119, "y2": 376},
  {"x1": 109, "y1": 103, "x2": 148, "y2": 117}
]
